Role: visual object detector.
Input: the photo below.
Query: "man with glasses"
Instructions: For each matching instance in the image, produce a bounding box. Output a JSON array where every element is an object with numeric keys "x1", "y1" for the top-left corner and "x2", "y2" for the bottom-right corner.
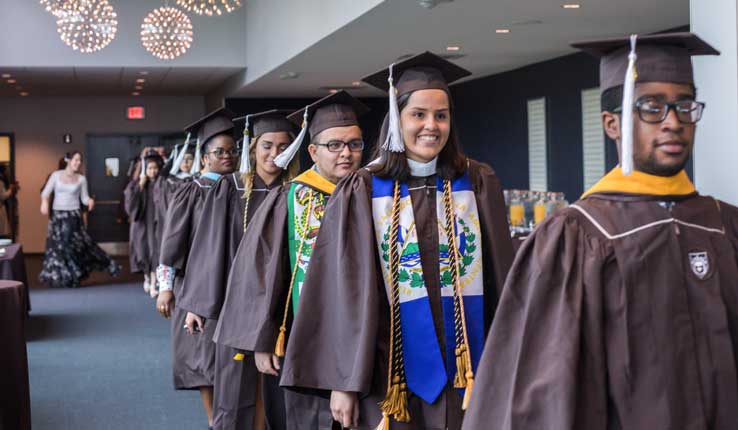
[
  {"x1": 212, "y1": 91, "x2": 368, "y2": 429},
  {"x1": 463, "y1": 33, "x2": 738, "y2": 430}
]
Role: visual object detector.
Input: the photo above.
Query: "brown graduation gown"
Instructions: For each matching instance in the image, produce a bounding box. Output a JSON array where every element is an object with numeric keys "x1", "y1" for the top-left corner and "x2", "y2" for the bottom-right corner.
[
  {"x1": 153, "y1": 175, "x2": 187, "y2": 263},
  {"x1": 462, "y1": 192, "x2": 738, "y2": 430},
  {"x1": 214, "y1": 179, "x2": 335, "y2": 430},
  {"x1": 159, "y1": 175, "x2": 216, "y2": 390},
  {"x1": 124, "y1": 178, "x2": 158, "y2": 273},
  {"x1": 281, "y1": 160, "x2": 514, "y2": 430},
  {"x1": 179, "y1": 172, "x2": 280, "y2": 430}
]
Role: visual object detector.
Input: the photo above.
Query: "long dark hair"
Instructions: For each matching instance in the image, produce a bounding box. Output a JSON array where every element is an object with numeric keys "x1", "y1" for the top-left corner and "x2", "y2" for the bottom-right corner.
[{"x1": 371, "y1": 90, "x2": 467, "y2": 181}]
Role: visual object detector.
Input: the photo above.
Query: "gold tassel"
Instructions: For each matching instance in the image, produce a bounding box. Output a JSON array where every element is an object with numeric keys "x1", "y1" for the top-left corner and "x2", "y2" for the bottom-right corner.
[
  {"x1": 378, "y1": 377, "x2": 410, "y2": 424},
  {"x1": 462, "y1": 370, "x2": 474, "y2": 410},
  {"x1": 374, "y1": 413, "x2": 390, "y2": 430},
  {"x1": 454, "y1": 346, "x2": 470, "y2": 388},
  {"x1": 274, "y1": 327, "x2": 287, "y2": 358}
]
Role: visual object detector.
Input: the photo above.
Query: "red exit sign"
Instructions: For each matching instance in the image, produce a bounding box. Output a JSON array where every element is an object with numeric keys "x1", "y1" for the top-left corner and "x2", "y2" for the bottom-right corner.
[{"x1": 127, "y1": 106, "x2": 145, "y2": 120}]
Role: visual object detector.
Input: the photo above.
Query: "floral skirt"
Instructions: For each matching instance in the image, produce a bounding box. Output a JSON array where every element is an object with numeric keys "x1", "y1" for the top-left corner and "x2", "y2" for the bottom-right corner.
[{"x1": 39, "y1": 210, "x2": 121, "y2": 288}]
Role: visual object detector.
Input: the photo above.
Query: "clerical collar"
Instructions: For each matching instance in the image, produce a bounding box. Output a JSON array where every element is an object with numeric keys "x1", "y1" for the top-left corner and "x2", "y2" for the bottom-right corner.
[
  {"x1": 581, "y1": 167, "x2": 696, "y2": 198},
  {"x1": 202, "y1": 172, "x2": 222, "y2": 182},
  {"x1": 407, "y1": 157, "x2": 437, "y2": 177}
]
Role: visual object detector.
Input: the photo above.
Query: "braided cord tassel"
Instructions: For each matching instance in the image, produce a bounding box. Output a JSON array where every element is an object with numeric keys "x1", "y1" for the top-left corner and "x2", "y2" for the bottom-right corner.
[
  {"x1": 241, "y1": 173, "x2": 255, "y2": 233},
  {"x1": 274, "y1": 189, "x2": 315, "y2": 357},
  {"x1": 376, "y1": 181, "x2": 410, "y2": 430},
  {"x1": 442, "y1": 180, "x2": 475, "y2": 410}
]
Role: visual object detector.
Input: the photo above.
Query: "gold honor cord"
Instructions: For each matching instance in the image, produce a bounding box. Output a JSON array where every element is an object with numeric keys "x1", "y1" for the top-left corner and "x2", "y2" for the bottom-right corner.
[
  {"x1": 377, "y1": 180, "x2": 410, "y2": 430},
  {"x1": 242, "y1": 172, "x2": 255, "y2": 233},
  {"x1": 274, "y1": 189, "x2": 315, "y2": 358},
  {"x1": 442, "y1": 180, "x2": 474, "y2": 410}
]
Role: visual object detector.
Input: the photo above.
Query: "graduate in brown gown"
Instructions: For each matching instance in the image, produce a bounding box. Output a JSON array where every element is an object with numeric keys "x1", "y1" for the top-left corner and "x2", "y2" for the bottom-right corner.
[
  {"x1": 213, "y1": 92, "x2": 369, "y2": 430},
  {"x1": 124, "y1": 150, "x2": 164, "y2": 297},
  {"x1": 280, "y1": 53, "x2": 514, "y2": 430},
  {"x1": 154, "y1": 110, "x2": 234, "y2": 430},
  {"x1": 462, "y1": 33, "x2": 738, "y2": 430},
  {"x1": 178, "y1": 108, "x2": 300, "y2": 430},
  {"x1": 152, "y1": 140, "x2": 196, "y2": 260}
]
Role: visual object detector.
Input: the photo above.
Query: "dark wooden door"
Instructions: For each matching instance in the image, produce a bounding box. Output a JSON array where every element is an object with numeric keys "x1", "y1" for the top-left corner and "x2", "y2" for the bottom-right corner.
[{"x1": 85, "y1": 134, "x2": 184, "y2": 243}]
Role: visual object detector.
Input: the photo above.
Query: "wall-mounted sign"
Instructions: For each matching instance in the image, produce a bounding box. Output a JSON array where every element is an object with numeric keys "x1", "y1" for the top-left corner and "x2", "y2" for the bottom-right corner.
[
  {"x1": 127, "y1": 106, "x2": 145, "y2": 120},
  {"x1": 63, "y1": 133, "x2": 72, "y2": 144}
]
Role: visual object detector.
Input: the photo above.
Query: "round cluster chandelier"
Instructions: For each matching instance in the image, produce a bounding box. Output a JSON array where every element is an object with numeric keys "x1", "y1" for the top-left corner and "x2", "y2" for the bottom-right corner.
[
  {"x1": 175, "y1": 0, "x2": 242, "y2": 16},
  {"x1": 39, "y1": 0, "x2": 66, "y2": 17},
  {"x1": 140, "y1": 6, "x2": 194, "y2": 60},
  {"x1": 55, "y1": 0, "x2": 118, "y2": 53}
]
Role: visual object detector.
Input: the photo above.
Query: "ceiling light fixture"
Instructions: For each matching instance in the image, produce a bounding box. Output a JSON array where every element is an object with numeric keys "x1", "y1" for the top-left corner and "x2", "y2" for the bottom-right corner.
[
  {"x1": 19, "y1": 92, "x2": 29, "y2": 97},
  {"x1": 139, "y1": 71, "x2": 149, "y2": 75},
  {"x1": 39, "y1": 0, "x2": 66, "y2": 17},
  {"x1": 141, "y1": 6, "x2": 194, "y2": 60},
  {"x1": 562, "y1": 4, "x2": 581, "y2": 8},
  {"x1": 176, "y1": 0, "x2": 242, "y2": 16},
  {"x1": 328, "y1": 89, "x2": 339, "y2": 94},
  {"x1": 1, "y1": 74, "x2": 11, "y2": 79},
  {"x1": 7, "y1": 79, "x2": 17, "y2": 84},
  {"x1": 495, "y1": 29, "x2": 511, "y2": 34},
  {"x1": 351, "y1": 81, "x2": 362, "y2": 87},
  {"x1": 136, "y1": 78, "x2": 146, "y2": 83},
  {"x1": 134, "y1": 85, "x2": 143, "y2": 90},
  {"x1": 417, "y1": 0, "x2": 453, "y2": 9},
  {"x1": 279, "y1": 72, "x2": 300, "y2": 80},
  {"x1": 132, "y1": 92, "x2": 140, "y2": 96},
  {"x1": 446, "y1": 46, "x2": 461, "y2": 52},
  {"x1": 56, "y1": 0, "x2": 118, "y2": 53}
]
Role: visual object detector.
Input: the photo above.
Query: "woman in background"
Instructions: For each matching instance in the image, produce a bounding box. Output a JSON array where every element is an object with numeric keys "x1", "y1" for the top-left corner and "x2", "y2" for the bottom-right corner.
[{"x1": 40, "y1": 150, "x2": 121, "y2": 288}]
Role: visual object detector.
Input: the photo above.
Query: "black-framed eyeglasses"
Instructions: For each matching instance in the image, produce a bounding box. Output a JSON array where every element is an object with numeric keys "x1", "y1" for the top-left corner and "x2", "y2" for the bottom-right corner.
[
  {"x1": 615, "y1": 98, "x2": 706, "y2": 124},
  {"x1": 206, "y1": 148, "x2": 240, "y2": 158},
  {"x1": 314, "y1": 139, "x2": 365, "y2": 153}
]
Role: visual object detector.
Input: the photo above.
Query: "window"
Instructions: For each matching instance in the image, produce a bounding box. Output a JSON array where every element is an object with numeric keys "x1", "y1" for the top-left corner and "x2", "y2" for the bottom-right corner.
[
  {"x1": 527, "y1": 97, "x2": 548, "y2": 191},
  {"x1": 581, "y1": 88, "x2": 606, "y2": 189}
]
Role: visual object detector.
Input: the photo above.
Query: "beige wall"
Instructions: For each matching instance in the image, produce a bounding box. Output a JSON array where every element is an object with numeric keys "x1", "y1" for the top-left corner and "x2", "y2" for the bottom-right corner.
[{"x1": 0, "y1": 96, "x2": 205, "y2": 252}]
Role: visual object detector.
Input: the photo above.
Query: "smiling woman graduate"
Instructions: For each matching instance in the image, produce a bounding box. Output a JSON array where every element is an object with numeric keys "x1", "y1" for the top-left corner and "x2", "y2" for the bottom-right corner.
[{"x1": 279, "y1": 52, "x2": 514, "y2": 430}]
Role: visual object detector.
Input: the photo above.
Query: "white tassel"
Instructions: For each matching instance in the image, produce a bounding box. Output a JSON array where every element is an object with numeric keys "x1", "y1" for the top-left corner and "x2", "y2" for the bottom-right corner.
[
  {"x1": 138, "y1": 155, "x2": 146, "y2": 179},
  {"x1": 170, "y1": 132, "x2": 191, "y2": 176},
  {"x1": 190, "y1": 138, "x2": 202, "y2": 175},
  {"x1": 239, "y1": 116, "x2": 252, "y2": 174},
  {"x1": 384, "y1": 63, "x2": 405, "y2": 153},
  {"x1": 274, "y1": 109, "x2": 308, "y2": 169},
  {"x1": 620, "y1": 34, "x2": 638, "y2": 176}
]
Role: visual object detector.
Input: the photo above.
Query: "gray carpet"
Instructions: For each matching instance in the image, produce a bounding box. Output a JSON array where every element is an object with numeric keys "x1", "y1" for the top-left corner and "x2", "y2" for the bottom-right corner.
[{"x1": 26, "y1": 283, "x2": 209, "y2": 430}]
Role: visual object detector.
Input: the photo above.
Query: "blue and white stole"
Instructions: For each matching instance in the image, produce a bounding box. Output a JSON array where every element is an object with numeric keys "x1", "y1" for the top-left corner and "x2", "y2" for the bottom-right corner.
[{"x1": 371, "y1": 172, "x2": 485, "y2": 404}]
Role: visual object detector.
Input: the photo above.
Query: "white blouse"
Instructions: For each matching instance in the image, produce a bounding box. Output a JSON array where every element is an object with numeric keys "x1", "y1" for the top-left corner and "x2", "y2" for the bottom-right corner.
[{"x1": 41, "y1": 170, "x2": 91, "y2": 211}]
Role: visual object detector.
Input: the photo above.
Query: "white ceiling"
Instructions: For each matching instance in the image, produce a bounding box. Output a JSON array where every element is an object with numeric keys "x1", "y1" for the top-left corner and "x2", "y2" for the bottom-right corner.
[
  {"x1": 0, "y1": 67, "x2": 244, "y2": 97},
  {"x1": 236, "y1": 0, "x2": 690, "y2": 97},
  {"x1": 0, "y1": 0, "x2": 690, "y2": 99}
]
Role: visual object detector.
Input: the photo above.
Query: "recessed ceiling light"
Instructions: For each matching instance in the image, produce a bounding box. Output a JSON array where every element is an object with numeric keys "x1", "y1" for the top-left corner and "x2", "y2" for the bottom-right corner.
[
  {"x1": 351, "y1": 81, "x2": 362, "y2": 87},
  {"x1": 7, "y1": 79, "x2": 16, "y2": 84},
  {"x1": 139, "y1": 71, "x2": 149, "y2": 75},
  {"x1": 136, "y1": 78, "x2": 146, "y2": 83},
  {"x1": 562, "y1": 4, "x2": 581, "y2": 8},
  {"x1": 279, "y1": 72, "x2": 300, "y2": 80},
  {"x1": 328, "y1": 89, "x2": 339, "y2": 94},
  {"x1": 19, "y1": 92, "x2": 29, "y2": 97},
  {"x1": 135, "y1": 85, "x2": 143, "y2": 90},
  {"x1": 132, "y1": 92, "x2": 140, "y2": 96},
  {"x1": 446, "y1": 46, "x2": 461, "y2": 52},
  {"x1": 495, "y1": 29, "x2": 511, "y2": 34},
  {"x1": 1, "y1": 74, "x2": 11, "y2": 79}
]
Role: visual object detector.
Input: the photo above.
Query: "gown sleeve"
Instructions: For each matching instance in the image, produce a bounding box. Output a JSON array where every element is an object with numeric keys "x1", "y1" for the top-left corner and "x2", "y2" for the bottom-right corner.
[
  {"x1": 280, "y1": 171, "x2": 384, "y2": 396},
  {"x1": 123, "y1": 180, "x2": 145, "y2": 221},
  {"x1": 158, "y1": 182, "x2": 198, "y2": 271},
  {"x1": 462, "y1": 212, "x2": 610, "y2": 430},
  {"x1": 469, "y1": 159, "x2": 515, "y2": 327},
  {"x1": 178, "y1": 177, "x2": 235, "y2": 319},
  {"x1": 213, "y1": 187, "x2": 290, "y2": 352}
]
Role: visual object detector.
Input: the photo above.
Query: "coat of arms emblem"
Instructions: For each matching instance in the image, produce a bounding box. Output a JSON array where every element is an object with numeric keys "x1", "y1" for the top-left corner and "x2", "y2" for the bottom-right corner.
[{"x1": 689, "y1": 252, "x2": 710, "y2": 280}]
